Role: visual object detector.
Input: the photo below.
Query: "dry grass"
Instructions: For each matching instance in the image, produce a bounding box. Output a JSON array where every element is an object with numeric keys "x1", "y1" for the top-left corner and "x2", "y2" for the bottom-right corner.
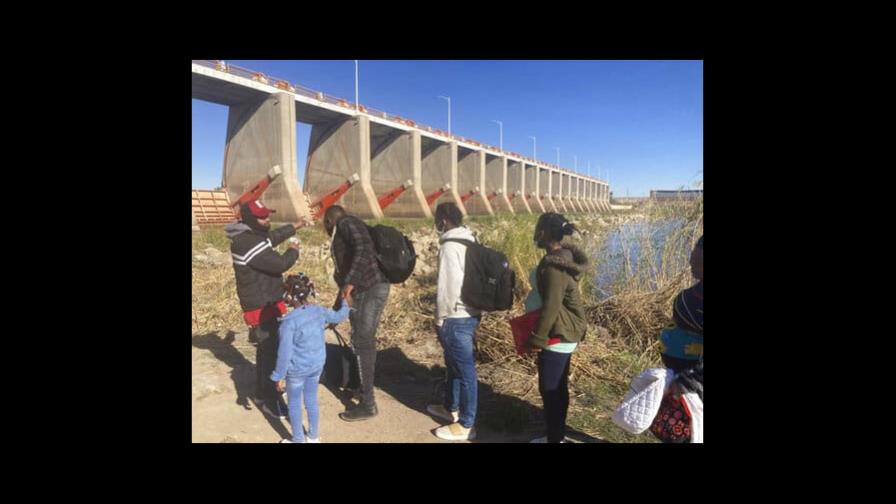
[{"x1": 192, "y1": 198, "x2": 702, "y2": 442}]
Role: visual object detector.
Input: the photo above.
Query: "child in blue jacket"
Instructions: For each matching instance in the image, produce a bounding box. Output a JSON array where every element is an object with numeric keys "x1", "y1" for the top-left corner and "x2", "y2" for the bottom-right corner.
[{"x1": 272, "y1": 273, "x2": 351, "y2": 443}]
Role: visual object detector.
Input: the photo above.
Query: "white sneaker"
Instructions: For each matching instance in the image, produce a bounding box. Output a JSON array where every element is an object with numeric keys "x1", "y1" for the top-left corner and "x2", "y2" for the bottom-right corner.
[
  {"x1": 426, "y1": 404, "x2": 459, "y2": 423},
  {"x1": 435, "y1": 422, "x2": 476, "y2": 441},
  {"x1": 279, "y1": 439, "x2": 295, "y2": 443},
  {"x1": 306, "y1": 437, "x2": 321, "y2": 443}
]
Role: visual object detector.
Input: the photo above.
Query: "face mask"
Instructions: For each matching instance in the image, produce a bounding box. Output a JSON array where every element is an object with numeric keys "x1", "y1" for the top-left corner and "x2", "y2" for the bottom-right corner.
[{"x1": 435, "y1": 221, "x2": 446, "y2": 236}]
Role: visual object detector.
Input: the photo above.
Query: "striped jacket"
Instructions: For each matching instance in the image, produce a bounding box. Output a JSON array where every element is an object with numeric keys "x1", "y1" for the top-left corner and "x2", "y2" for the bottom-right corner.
[{"x1": 225, "y1": 222, "x2": 298, "y2": 312}]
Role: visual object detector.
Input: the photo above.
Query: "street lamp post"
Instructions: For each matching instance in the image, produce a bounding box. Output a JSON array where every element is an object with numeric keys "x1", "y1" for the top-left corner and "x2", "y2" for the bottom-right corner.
[
  {"x1": 491, "y1": 120, "x2": 503, "y2": 150},
  {"x1": 529, "y1": 136, "x2": 537, "y2": 161},
  {"x1": 354, "y1": 60, "x2": 359, "y2": 112},
  {"x1": 438, "y1": 96, "x2": 451, "y2": 136}
]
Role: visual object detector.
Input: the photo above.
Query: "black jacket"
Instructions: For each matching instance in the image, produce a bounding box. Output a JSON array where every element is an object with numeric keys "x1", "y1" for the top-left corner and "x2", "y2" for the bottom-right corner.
[
  {"x1": 225, "y1": 222, "x2": 298, "y2": 312},
  {"x1": 674, "y1": 362, "x2": 703, "y2": 402}
]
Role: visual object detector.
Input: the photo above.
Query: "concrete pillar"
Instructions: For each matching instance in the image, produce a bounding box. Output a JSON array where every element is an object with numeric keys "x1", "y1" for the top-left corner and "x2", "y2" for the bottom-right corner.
[
  {"x1": 192, "y1": 207, "x2": 200, "y2": 231},
  {"x1": 553, "y1": 171, "x2": 568, "y2": 213},
  {"x1": 582, "y1": 178, "x2": 594, "y2": 213},
  {"x1": 548, "y1": 170, "x2": 557, "y2": 212},
  {"x1": 223, "y1": 92, "x2": 311, "y2": 221},
  {"x1": 476, "y1": 150, "x2": 495, "y2": 215},
  {"x1": 555, "y1": 171, "x2": 565, "y2": 213},
  {"x1": 542, "y1": 168, "x2": 557, "y2": 212},
  {"x1": 582, "y1": 180, "x2": 591, "y2": 213},
  {"x1": 304, "y1": 114, "x2": 382, "y2": 219},
  {"x1": 449, "y1": 143, "x2": 464, "y2": 215},
  {"x1": 564, "y1": 173, "x2": 573, "y2": 213},
  {"x1": 571, "y1": 175, "x2": 583, "y2": 213},
  {"x1": 508, "y1": 160, "x2": 531, "y2": 214},
  {"x1": 605, "y1": 183, "x2": 613, "y2": 211},
  {"x1": 592, "y1": 182, "x2": 598, "y2": 212},
  {"x1": 458, "y1": 148, "x2": 492, "y2": 215},
  {"x1": 563, "y1": 173, "x2": 573, "y2": 213},
  {"x1": 421, "y1": 140, "x2": 464, "y2": 216},
  {"x1": 593, "y1": 181, "x2": 602, "y2": 212},
  {"x1": 570, "y1": 175, "x2": 581, "y2": 213},
  {"x1": 409, "y1": 131, "x2": 429, "y2": 218},
  {"x1": 575, "y1": 177, "x2": 586, "y2": 213},
  {"x1": 589, "y1": 180, "x2": 599, "y2": 212},
  {"x1": 486, "y1": 155, "x2": 513, "y2": 213},
  {"x1": 582, "y1": 179, "x2": 593, "y2": 213},
  {"x1": 574, "y1": 177, "x2": 585, "y2": 213},
  {"x1": 369, "y1": 129, "x2": 429, "y2": 218},
  {"x1": 525, "y1": 163, "x2": 545, "y2": 213}
]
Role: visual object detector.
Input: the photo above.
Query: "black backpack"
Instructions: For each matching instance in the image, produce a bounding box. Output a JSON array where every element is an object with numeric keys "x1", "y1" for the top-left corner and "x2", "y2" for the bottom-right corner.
[
  {"x1": 439, "y1": 238, "x2": 515, "y2": 311},
  {"x1": 367, "y1": 224, "x2": 417, "y2": 283},
  {"x1": 329, "y1": 325, "x2": 360, "y2": 391}
]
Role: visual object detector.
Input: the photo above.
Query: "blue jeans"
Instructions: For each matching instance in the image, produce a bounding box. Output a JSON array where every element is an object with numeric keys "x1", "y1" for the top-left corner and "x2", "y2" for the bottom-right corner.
[
  {"x1": 285, "y1": 369, "x2": 322, "y2": 442},
  {"x1": 438, "y1": 317, "x2": 480, "y2": 428}
]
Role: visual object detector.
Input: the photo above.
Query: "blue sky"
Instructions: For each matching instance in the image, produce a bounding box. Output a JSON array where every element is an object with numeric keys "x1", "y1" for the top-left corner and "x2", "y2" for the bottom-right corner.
[{"x1": 192, "y1": 60, "x2": 702, "y2": 197}]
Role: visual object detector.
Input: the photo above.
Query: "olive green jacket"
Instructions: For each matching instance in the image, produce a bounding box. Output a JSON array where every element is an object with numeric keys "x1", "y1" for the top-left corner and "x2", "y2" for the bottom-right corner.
[{"x1": 530, "y1": 243, "x2": 589, "y2": 349}]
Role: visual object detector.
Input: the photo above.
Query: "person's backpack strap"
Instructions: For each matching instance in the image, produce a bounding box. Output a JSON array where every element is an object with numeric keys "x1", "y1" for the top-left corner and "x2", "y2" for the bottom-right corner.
[
  {"x1": 439, "y1": 238, "x2": 477, "y2": 247},
  {"x1": 329, "y1": 220, "x2": 342, "y2": 274},
  {"x1": 329, "y1": 323, "x2": 348, "y2": 347}
]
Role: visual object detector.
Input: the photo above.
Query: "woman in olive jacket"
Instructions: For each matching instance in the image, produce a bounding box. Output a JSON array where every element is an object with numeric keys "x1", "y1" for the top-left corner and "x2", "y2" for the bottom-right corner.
[{"x1": 526, "y1": 212, "x2": 589, "y2": 443}]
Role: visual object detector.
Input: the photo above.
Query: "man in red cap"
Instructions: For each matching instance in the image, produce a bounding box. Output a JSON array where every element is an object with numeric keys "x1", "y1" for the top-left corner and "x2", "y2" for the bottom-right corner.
[{"x1": 225, "y1": 199, "x2": 306, "y2": 419}]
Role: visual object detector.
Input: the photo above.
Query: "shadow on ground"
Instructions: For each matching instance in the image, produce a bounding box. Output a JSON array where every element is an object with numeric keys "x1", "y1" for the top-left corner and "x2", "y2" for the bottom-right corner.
[{"x1": 192, "y1": 331, "x2": 292, "y2": 440}]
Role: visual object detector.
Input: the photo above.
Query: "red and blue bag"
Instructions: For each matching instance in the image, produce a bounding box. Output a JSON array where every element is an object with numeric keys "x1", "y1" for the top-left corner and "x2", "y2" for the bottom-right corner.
[{"x1": 649, "y1": 392, "x2": 692, "y2": 443}]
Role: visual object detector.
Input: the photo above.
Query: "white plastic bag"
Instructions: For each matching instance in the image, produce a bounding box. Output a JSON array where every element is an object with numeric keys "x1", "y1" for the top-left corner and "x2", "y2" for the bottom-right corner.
[
  {"x1": 682, "y1": 393, "x2": 703, "y2": 443},
  {"x1": 612, "y1": 368, "x2": 675, "y2": 434}
]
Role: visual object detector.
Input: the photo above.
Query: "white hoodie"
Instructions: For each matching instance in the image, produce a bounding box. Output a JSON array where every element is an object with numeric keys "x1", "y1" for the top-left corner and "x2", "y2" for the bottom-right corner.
[{"x1": 436, "y1": 226, "x2": 481, "y2": 326}]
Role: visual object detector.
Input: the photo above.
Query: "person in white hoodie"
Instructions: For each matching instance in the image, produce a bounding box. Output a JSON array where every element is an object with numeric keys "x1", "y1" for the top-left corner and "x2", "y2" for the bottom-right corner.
[{"x1": 427, "y1": 202, "x2": 482, "y2": 441}]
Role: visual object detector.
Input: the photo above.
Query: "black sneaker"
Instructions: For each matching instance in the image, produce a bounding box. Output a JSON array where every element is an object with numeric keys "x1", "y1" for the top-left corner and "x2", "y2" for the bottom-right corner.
[
  {"x1": 256, "y1": 398, "x2": 288, "y2": 420},
  {"x1": 278, "y1": 397, "x2": 290, "y2": 420},
  {"x1": 339, "y1": 403, "x2": 378, "y2": 422}
]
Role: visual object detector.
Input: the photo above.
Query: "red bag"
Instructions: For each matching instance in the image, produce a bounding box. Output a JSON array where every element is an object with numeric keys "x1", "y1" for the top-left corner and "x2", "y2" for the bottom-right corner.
[
  {"x1": 508, "y1": 310, "x2": 560, "y2": 355},
  {"x1": 242, "y1": 301, "x2": 287, "y2": 327},
  {"x1": 649, "y1": 392, "x2": 693, "y2": 443}
]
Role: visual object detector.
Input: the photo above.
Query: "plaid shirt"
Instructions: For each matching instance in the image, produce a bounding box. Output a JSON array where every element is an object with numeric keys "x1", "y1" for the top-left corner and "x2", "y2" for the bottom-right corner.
[{"x1": 331, "y1": 215, "x2": 387, "y2": 294}]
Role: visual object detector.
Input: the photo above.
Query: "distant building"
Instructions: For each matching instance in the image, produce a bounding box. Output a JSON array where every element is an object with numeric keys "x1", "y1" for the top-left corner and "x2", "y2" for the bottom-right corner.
[
  {"x1": 613, "y1": 196, "x2": 648, "y2": 204},
  {"x1": 650, "y1": 189, "x2": 703, "y2": 201}
]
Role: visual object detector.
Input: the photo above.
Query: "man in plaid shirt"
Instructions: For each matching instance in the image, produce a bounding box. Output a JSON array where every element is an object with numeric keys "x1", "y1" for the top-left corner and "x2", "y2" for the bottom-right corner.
[{"x1": 324, "y1": 205, "x2": 391, "y2": 421}]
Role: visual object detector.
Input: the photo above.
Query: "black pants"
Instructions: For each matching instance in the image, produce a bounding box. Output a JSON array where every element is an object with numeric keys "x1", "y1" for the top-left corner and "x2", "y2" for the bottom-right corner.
[
  {"x1": 349, "y1": 282, "x2": 391, "y2": 408},
  {"x1": 253, "y1": 317, "x2": 280, "y2": 404},
  {"x1": 538, "y1": 350, "x2": 572, "y2": 443},
  {"x1": 661, "y1": 354, "x2": 698, "y2": 374}
]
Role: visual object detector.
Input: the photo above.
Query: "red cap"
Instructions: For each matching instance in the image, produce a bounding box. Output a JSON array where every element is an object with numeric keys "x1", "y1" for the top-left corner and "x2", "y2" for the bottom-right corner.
[{"x1": 247, "y1": 200, "x2": 276, "y2": 218}]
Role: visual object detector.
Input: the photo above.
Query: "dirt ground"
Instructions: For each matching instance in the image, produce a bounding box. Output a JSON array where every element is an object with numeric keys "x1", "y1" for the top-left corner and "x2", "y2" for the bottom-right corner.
[{"x1": 192, "y1": 328, "x2": 602, "y2": 443}]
